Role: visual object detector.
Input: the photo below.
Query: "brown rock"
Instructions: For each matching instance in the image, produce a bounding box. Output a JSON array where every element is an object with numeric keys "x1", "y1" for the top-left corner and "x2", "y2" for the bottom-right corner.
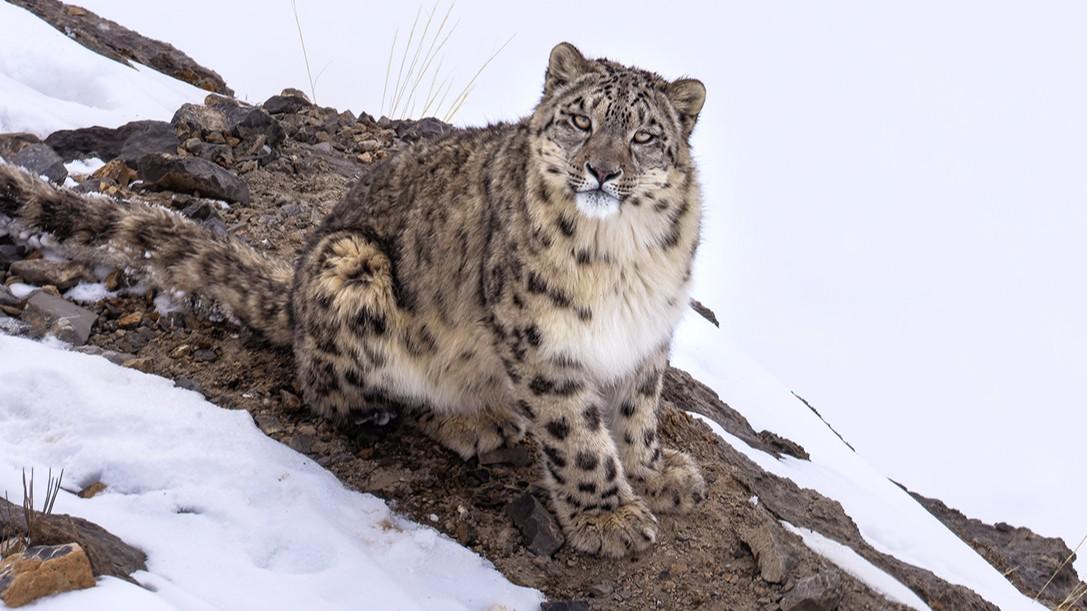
[
  {"x1": 91, "y1": 159, "x2": 137, "y2": 188},
  {"x1": 117, "y1": 311, "x2": 143, "y2": 329},
  {"x1": 739, "y1": 520, "x2": 795, "y2": 584},
  {"x1": 78, "y1": 482, "x2": 108, "y2": 499},
  {"x1": 8, "y1": 260, "x2": 90, "y2": 291},
  {"x1": 0, "y1": 543, "x2": 96, "y2": 607}
]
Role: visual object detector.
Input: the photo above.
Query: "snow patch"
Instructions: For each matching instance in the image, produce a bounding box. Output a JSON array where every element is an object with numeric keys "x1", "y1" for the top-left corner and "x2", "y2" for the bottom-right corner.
[
  {"x1": 0, "y1": 335, "x2": 542, "y2": 611},
  {"x1": 780, "y1": 521, "x2": 932, "y2": 611}
]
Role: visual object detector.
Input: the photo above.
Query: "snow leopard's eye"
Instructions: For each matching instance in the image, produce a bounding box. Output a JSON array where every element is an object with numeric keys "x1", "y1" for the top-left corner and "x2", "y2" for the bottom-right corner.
[
  {"x1": 571, "y1": 114, "x2": 592, "y2": 131},
  {"x1": 633, "y1": 130, "x2": 655, "y2": 144}
]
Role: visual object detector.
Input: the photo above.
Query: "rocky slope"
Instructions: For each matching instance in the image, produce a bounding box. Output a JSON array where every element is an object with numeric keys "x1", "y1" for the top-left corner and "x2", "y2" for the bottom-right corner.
[{"x1": 0, "y1": 7, "x2": 1082, "y2": 609}]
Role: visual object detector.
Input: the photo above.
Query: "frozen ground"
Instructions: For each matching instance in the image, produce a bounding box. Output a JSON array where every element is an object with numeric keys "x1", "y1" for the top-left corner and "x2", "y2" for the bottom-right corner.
[{"x1": 0, "y1": 335, "x2": 542, "y2": 611}]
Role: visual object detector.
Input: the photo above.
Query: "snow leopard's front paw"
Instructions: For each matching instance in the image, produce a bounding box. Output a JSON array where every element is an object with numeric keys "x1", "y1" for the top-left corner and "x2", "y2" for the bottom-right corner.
[
  {"x1": 414, "y1": 408, "x2": 526, "y2": 460},
  {"x1": 631, "y1": 448, "x2": 706, "y2": 514},
  {"x1": 560, "y1": 496, "x2": 658, "y2": 557}
]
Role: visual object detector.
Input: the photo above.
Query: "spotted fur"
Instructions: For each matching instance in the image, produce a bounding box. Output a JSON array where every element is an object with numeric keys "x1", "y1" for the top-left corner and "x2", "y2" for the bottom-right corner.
[{"x1": 0, "y1": 42, "x2": 707, "y2": 558}]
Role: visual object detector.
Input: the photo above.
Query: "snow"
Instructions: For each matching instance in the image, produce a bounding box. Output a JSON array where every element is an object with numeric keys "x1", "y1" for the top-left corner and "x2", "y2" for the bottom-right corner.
[
  {"x1": 0, "y1": 335, "x2": 542, "y2": 611},
  {"x1": 674, "y1": 314, "x2": 1046, "y2": 611},
  {"x1": 0, "y1": 3, "x2": 206, "y2": 137},
  {"x1": 780, "y1": 521, "x2": 932, "y2": 611}
]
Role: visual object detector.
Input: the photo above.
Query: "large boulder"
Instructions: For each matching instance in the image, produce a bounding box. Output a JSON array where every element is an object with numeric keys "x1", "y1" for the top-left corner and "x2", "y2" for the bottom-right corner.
[
  {"x1": 138, "y1": 154, "x2": 250, "y2": 204},
  {"x1": 45, "y1": 121, "x2": 179, "y2": 165}
]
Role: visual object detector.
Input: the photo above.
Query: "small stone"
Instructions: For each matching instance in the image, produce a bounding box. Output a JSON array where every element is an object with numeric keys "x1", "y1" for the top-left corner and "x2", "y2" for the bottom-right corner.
[
  {"x1": 72, "y1": 345, "x2": 134, "y2": 366},
  {"x1": 116, "y1": 311, "x2": 143, "y2": 329},
  {"x1": 504, "y1": 492, "x2": 564, "y2": 556},
  {"x1": 121, "y1": 357, "x2": 154, "y2": 373},
  {"x1": 191, "y1": 348, "x2": 218, "y2": 362},
  {"x1": 540, "y1": 602, "x2": 590, "y2": 611},
  {"x1": 0, "y1": 543, "x2": 96, "y2": 607},
  {"x1": 20, "y1": 292, "x2": 97, "y2": 345},
  {"x1": 289, "y1": 433, "x2": 316, "y2": 454},
  {"x1": 780, "y1": 572, "x2": 844, "y2": 611},
  {"x1": 91, "y1": 159, "x2": 137, "y2": 187},
  {"x1": 478, "y1": 446, "x2": 534, "y2": 468},
  {"x1": 78, "y1": 482, "x2": 107, "y2": 499},
  {"x1": 357, "y1": 151, "x2": 374, "y2": 163},
  {"x1": 103, "y1": 270, "x2": 122, "y2": 291},
  {"x1": 175, "y1": 378, "x2": 203, "y2": 394},
  {"x1": 170, "y1": 344, "x2": 192, "y2": 359},
  {"x1": 124, "y1": 328, "x2": 154, "y2": 352},
  {"x1": 279, "y1": 389, "x2": 303, "y2": 412},
  {"x1": 254, "y1": 414, "x2": 283, "y2": 435},
  {"x1": 739, "y1": 523, "x2": 795, "y2": 584},
  {"x1": 0, "y1": 284, "x2": 20, "y2": 307}
]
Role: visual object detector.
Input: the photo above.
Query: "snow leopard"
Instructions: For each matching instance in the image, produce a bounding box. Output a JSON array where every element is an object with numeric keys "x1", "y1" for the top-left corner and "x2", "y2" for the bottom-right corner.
[{"x1": 0, "y1": 42, "x2": 708, "y2": 557}]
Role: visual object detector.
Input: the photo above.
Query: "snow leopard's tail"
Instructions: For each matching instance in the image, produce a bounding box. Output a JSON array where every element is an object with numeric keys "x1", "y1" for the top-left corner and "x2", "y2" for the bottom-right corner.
[{"x1": 0, "y1": 163, "x2": 294, "y2": 346}]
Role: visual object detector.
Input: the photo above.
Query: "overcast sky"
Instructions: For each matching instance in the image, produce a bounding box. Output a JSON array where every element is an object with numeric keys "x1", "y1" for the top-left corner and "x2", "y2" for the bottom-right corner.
[{"x1": 78, "y1": 0, "x2": 1087, "y2": 556}]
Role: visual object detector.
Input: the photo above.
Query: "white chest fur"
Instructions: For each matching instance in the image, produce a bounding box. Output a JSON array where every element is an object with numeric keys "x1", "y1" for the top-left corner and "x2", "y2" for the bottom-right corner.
[{"x1": 539, "y1": 260, "x2": 690, "y2": 382}]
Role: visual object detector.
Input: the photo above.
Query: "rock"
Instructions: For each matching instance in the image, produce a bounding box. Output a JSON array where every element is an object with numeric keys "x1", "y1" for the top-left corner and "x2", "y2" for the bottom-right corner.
[
  {"x1": 9, "y1": 0, "x2": 232, "y2": 95},
  {"x1": 0, "y1": 498, "x2": 146, "y2": 583},
  {"x1": 0, "y1": 543, "x2": 96, "y2": 607},
  {"x1": 383, "y1": 116, "x2": 453, "y2": 143},
  {"x1": 0, "y1": 132, "x2": 41, "y2": 161},
  {"x1": 90, "y1": 159, "x2": 137, "y2": 188},
  {"x1": 20, "y1": 292, "x2": 98, "y2": 345},
  {"x1": 8, "y1": 260, "x2": 90, "y2": 291},
  {"x1": 78, "y1": 482, "x2": 108, "y2": 499},
  {"x1": 540, "y1": 602, "x2": 590, "y2": 611},
  {"x1": 279, "y1": 389, "x2": 303, "y2": 412},
  {"x1": 137, "y1": 154, "x2": 250, "y2": 204},
  {"x1": 180, "y1": 200, "x2": 222, "y2": 222},
  {"x1": 478, "y1": 446, "x2": 534, "y2": 468},
  {"x1": 689, "y1": 298, "x2": 719, "y2": 327},
  {"x1": 12, "y1": 144, "x2": 67, "y2": 184},
  {"x1": 124, "y1": 328, "x2": 155, "y2": 353},
  {"x1": 116, "y1": 312, "x2": 143, "y2": 329},
  {"x1": 45, "y1": 121, "x2": 178, "y2": 165},
  {"x1": 907, "y1": 488, "x2": 1087, "y2": 608},
  {"x1": 263, "y1": 89, "x2": 312, "y2": 114},
  {"x1": 191, "y1": 348, "x2": 218, "y2": 362},
  {"x1": 0, "y1": 284, "x2": 20, "y2": 307},
  {"x1": 780, "y1": 572, "x2": 844, "y2": 611},
  {"x1": 121, "y1": 357, "x2": 154, "y2": 373},
  {"x1": 504, "y1": 492, "x2": 564, "y2": 556},
  {"x1": 254, "y1": 414, "x2": 284, "y2": 435},
  {"x1": 739, "y1": 521, "x2": 795, "y2": 584},
  {"x1": 72, "y1": 345, "x2": 135, "y2": 366},
  {"x1": 171, "y1": 104, "x2": 228, "y2": 140},
  {"x1": 289, "y1": 433, "x2": 316, "y2": 454},
  {"x1": 206, "y1": 96, "x2": 285, "y2": 147}
]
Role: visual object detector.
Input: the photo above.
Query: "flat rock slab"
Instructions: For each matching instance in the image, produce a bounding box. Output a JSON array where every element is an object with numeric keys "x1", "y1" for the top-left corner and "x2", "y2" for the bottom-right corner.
[
  {"x1": 505, "y1": 492, "x2": 564, "y2": 556},
  {"x1": 46, "y1": 120, "x2": 179, "y2": 166},
  {"x1": 138, "y1": 154, "x2": 250, "y2": 204},
  {"x1": 8, "y1": 259, "x2": 91, "y2": 291},
  {"x1": 20, "y1": 291, "x2": 98, "y2": 345},
  {"x1": 0, "y1": 543, "x2": 95, "y2": 608},
  {"x1": 0, "y1": 134, "x2": 66, "y2": 184}
]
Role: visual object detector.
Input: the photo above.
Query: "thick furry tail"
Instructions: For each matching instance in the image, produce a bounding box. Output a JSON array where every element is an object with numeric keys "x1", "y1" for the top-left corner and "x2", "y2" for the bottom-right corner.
[{"x1": 0, "y1": 163, "x2": 294, "y2": 346}]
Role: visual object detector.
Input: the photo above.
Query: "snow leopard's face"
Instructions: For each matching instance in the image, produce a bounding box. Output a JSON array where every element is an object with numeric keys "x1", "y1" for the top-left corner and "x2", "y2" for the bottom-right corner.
[{"x1": 530, "y1": 43, "x2": 705, "y2": 219}]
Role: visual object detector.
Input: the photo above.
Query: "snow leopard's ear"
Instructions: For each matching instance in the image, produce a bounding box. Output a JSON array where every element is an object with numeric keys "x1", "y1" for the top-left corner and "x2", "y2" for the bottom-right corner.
[
  {"x1": 545, "y1": 42, "x2": 590, "y2": 96},
  {"x1": 667, "y1": 79, "x2": 706, "y2": 137}
]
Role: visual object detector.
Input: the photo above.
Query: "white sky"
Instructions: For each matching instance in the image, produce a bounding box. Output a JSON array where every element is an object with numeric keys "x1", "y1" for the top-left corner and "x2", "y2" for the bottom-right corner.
[{"x1": 74, "y1": 0, "x2": 1086, "y2": 560}]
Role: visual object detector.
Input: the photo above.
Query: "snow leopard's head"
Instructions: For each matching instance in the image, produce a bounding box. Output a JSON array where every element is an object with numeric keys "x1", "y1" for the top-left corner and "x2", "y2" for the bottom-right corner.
[{"x1": 529, "y1": 42, "x2": 704, "y2": 220}]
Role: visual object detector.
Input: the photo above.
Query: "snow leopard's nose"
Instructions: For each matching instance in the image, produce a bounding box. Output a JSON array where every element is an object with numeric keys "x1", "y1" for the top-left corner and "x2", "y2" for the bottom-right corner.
[{"x1": 586, "y1": 162, "x2": 622, "y2": 186}]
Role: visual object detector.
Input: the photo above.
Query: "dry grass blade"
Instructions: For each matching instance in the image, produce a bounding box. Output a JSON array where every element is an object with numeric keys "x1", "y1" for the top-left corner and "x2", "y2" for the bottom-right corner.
[
  {"x1": 1057, "y1": 583, "x2": 1087, "y2": 610},
  {"x1": 381, "y1": 28, "x2": 399, "y2": 116},
  {"x1": 442, "y1": 34, "x2": 514, "y2": 122},
  {"x1": 44, "y1": 468, "x2": 64, "y2": 515},
  {"x1": 390, "y1": 2, "x2": 439, "y2": 118},
  {"x1": 399, "y1": 4, "x2": 457, "y2": 118},
  {"x1": 1037, "y1": 533, "x2": 1087, "y2": 602},
  {"x1": 389, "y1": 6, "x2": 423, "y2": 118},
  {"x1": 291, "y1": 0, "x2": 318, "y2": 104}
]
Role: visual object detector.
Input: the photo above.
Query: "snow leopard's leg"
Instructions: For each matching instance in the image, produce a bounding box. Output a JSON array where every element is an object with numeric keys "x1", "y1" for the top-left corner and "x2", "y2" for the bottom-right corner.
[{"x1": 611, "y1": 348, "x2": 706, "y2": 514}]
